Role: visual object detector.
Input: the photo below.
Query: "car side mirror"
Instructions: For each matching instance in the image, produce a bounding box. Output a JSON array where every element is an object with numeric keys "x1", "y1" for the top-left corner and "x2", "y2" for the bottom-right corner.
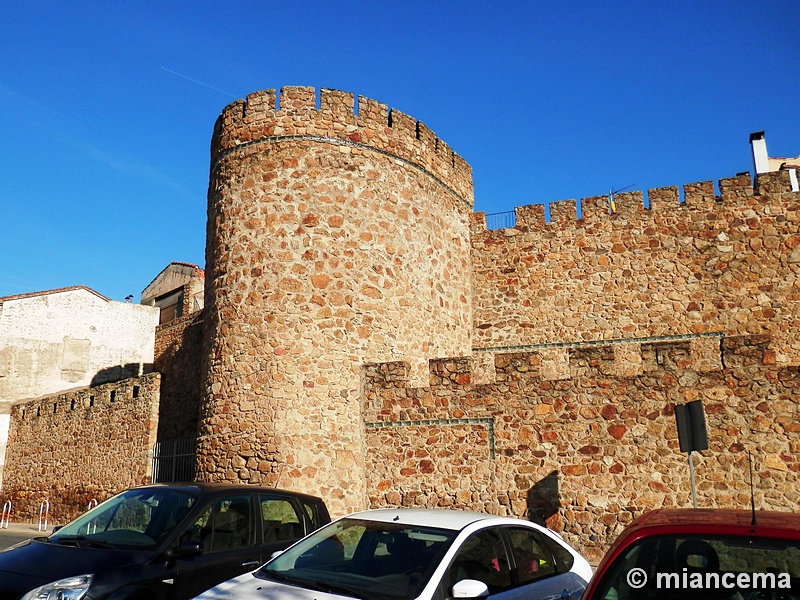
[
  {"x1": 451, "y1": 579, "x2": 490, "y2": 599},
  {"x1": 51, "y1": 525, "x2": 63, "y2": 534},
  {"x1": 165, "y1": 540, "x2": 203, "y2": 559},
  {"x1": 269, "y1": 550, "x2": 284, "y2": 560}
]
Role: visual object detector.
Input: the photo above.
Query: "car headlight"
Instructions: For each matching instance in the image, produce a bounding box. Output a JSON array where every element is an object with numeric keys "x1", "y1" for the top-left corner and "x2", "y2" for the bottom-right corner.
[{"x1": 20, "y1": 574, "x2": 94, "y2": 600}]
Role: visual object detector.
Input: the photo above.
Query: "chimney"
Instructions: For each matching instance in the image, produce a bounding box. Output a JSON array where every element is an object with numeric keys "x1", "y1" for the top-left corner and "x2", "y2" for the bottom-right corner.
[{"x1": 749, "y1": 131, "x2": 770, "y2": 175}]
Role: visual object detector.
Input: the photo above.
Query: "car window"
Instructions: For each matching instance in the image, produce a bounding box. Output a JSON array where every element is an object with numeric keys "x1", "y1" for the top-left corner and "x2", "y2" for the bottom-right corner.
[
  {"x1": 446, "y1": 529, "x2": 513, "y2": 594},
  {"x1": 107, "y1": 497, "x2": 151, "y2": 533},
  {"x1": 183, "y1": 495, "x2": 254, "y2": 553},
  {"x1": 301, "y1": 498, "x2": 324, "y2": 529},
  {"x1": 51, "y1": 488, "x2": 197, "y2": 549},
  {"x1": 539, "y1": 532, "x2": 575, "y2": 573},
  {"x1": 260, "y1": 495, "x2": 305, "y2": 543},
  {"x1": 505, "y1": 527, "x2": 557, "y2": 584},
  {"x1": 258, "y1": 518, "x2": 457, "y2": 600}
]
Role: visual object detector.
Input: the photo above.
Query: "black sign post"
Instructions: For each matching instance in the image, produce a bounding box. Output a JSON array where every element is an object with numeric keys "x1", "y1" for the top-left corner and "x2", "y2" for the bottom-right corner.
[{"x1": 674, "y1": 400, "x2": 709, "y2": 508}]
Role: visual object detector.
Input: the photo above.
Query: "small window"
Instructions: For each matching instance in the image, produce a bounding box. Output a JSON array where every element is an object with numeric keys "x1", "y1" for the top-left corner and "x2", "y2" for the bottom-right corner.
[
  {"x1": 132, "y1": 385, "x2": 140, "y2": 399},
  {"x1": 89, "y1": 395, "x2": 95, "y2": 407},
  {"x1": 159, "y1": 302, "x2": 179, "y2": 324},
  {"x1": 154, "y1": 289, "x2": 184, "y2": 324},
  {"x1": 110, "y1": 391, "x2": 117, "y2": 402}
]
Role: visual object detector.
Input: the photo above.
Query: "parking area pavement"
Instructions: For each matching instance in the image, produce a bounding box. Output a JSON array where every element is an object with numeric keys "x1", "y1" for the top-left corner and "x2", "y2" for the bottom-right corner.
[{"x1": 0, "y1": 522, "x2": 47, "y2": 550}]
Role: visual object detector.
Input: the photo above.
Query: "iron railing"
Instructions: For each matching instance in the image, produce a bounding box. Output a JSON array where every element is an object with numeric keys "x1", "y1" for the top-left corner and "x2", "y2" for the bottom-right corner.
[
  {"x1": 152, "y1": 438, "x2": 196, "y2": 483},
  {"x1": 485, "y1": 211, "x2": 516, "y2": 230}
]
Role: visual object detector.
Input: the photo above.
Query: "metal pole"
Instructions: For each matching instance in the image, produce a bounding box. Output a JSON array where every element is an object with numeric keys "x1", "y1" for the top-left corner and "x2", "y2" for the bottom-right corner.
[{"x1": 689, "y1": 450, "x2": 698, "y2": 508}]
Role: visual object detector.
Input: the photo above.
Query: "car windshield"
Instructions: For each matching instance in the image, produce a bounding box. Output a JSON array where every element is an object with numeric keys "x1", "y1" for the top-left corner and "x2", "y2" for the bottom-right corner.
[
  {"x1": 593, "y1": 533, "x2": 800, "y2": 600},
  {"x1": 257, "y1": 517, "x2": 458, "y2": 600},
  {"x1": 50, "y1": 488, "x2": 197, "y2": 550}
]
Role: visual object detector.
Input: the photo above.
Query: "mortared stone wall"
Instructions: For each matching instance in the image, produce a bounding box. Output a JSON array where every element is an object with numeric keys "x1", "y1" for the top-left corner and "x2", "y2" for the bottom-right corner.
[{"x1": 1, "y1": 373, "x2": 160, "y2": 524}]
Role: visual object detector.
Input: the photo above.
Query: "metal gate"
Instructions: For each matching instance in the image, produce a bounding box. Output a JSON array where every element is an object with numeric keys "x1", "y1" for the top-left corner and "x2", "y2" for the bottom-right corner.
[{"x1": 152, "y1": 438, "x2": 196, "y2": 483}]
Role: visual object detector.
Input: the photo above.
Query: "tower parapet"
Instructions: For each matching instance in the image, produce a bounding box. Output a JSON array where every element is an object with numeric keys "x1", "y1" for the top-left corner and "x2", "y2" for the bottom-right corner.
[{"x1": 211, "y1": 86, "x2": 474, "y2": 207}]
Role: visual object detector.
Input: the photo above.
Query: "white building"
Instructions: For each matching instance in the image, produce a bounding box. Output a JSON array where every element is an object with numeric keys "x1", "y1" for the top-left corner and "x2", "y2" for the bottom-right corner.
[{"x1": 750, "y1": 131, "x2": 800, "y2": 192}]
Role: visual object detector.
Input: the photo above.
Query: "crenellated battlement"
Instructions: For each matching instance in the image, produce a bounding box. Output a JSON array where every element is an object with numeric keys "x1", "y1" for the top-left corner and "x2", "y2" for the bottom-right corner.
[
  {"x1": 211, "y1": 86, "x2": 474, "y2": 206},
  {"x1": 471, "y1": 170, "x2": 797, "y2": 234},
  {"x1": 364, "y1": 334, "x2": 725, "y2": 396}
]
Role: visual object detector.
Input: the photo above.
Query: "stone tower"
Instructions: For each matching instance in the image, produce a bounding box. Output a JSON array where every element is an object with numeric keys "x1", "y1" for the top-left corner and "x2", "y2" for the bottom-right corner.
[{"x1": 197, "y1": 86, "x2": 474, "y2": 514}]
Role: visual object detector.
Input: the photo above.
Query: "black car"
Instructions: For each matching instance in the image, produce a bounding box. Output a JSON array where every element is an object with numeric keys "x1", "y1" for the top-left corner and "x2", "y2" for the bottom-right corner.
[{"x1": 0, "y1": 482, "x2": 330, "y2": 600}]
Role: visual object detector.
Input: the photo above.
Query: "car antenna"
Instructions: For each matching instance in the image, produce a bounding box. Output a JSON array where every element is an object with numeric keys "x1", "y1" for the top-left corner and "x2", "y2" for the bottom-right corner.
[{"x1": 748, "y1": 450, "x2": 758, "y2": 527}]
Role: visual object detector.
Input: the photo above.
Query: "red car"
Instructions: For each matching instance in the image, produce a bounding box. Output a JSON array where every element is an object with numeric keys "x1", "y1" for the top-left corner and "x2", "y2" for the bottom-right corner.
[{"x1": 582, "y1": 509, "x2": 800, "y2": 600}]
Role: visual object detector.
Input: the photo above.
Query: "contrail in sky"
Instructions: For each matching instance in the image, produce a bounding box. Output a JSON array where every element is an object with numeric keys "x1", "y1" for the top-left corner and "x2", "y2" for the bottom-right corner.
[{"x1": 161, "y1": 67, "x2": 237, "y2": 98}]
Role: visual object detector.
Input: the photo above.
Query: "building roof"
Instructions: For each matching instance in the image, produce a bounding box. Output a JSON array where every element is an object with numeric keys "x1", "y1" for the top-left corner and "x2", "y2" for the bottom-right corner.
[
  {"x1": 0, "y1": 285, "x2": 109, "y2": 306},
  {"x1": 141, "y1": 262, "x2": 204, "y2": 298},
  {"x1": 171, "y1": 261, "x2": 205, "y2": 278}
]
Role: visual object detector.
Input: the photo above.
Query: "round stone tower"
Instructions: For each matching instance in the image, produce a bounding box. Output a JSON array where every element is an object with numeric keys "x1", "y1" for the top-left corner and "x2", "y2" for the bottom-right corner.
[{"x1": 198, "y1": 86, "x2": 474, "y2": 514}]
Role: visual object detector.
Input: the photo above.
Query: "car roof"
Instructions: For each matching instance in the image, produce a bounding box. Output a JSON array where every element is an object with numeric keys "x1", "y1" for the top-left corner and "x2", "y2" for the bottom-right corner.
[
  {"x1": 598, "y1": 508, "x2": 800, "y2": 557},
  {"x1": 632, "y1": 508, "x2": 800, "y2": 533},
  {"x1": 130, "y1": 482, "x2": 325, "y2": 502},
  {"x1": 342, "y1": 508, "x2": 530, "y2": 531}
]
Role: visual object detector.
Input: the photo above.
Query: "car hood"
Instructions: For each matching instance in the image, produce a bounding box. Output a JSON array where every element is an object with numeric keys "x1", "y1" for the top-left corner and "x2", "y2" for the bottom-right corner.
[
  {"x1": 196, "y1": 572, "x2": 354, "y2": 600},
  {"x1": 0, "y1": 537, "x2": 150, "y2": 580}
]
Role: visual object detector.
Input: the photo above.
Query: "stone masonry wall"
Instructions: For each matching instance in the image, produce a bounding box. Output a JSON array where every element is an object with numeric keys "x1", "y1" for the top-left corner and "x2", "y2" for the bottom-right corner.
[
  {"x1": 471, "y1": 172, "x2": 800, "y2": 365},
  {"x1": 363, "y1": 336, "x2": 799, "y2": 562},
  {"x1": 198, "y1": 87, "x2": 474, "y2": 516},
  {"x1": 1, "y1": 373, "x2": 160, "y2": 524}
]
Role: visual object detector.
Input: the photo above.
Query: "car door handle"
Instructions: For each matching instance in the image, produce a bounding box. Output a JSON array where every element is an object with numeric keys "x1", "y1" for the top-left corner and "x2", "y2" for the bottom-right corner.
[{"x1": 242, "y1": 560, "x2": 261, "y2": 569}]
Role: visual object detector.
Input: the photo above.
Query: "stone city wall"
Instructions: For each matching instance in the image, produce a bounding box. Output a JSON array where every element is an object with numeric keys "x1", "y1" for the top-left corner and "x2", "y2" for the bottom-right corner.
[
  {"x1": 1, "y1": 373, "x2": 160, "y2": 524},
  {"x1": 363, "y1": 335, "x2": 799, "y2": 562},
  {"x1": 471, "y1": 171, "x2": 800, "y2": 365}
]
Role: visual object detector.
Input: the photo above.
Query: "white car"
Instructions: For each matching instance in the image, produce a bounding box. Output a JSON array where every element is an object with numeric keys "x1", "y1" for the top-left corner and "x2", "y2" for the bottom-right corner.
[{"x1": 194, "y1": 508, "x2": 592, "y2": 600}]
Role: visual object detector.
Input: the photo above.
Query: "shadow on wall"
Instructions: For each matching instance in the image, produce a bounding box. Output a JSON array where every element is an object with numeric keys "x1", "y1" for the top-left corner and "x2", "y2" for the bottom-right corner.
[
  {"x1": 527, "y1": 470, "x2": 560, "y2": 528},
  {"x1": 155, "y1": 314, "x2": 204, "y2": 442},
  {"x1": 91, "y1": 363, "x2": 154, "y2": 387}
]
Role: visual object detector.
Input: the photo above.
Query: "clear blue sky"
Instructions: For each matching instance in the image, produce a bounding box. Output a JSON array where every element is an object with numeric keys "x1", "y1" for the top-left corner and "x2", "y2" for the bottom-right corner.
[{"x1": 1, "y1": 1, "x2": 798, "y2": 302}]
